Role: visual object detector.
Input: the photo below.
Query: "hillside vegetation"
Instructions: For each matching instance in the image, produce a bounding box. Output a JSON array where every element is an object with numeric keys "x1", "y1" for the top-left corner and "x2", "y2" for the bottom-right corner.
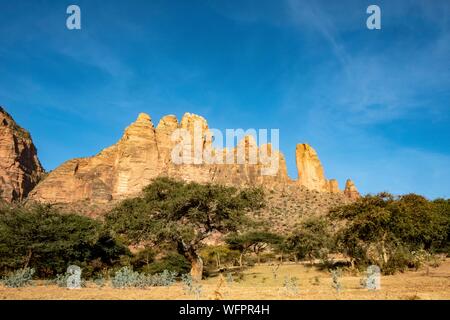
[{"x1": 0, "y1": 178, "x2": 448, "y2": 284}]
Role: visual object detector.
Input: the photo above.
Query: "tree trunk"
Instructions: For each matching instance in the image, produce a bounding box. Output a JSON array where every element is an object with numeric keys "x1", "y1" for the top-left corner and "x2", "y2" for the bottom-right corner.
[
  {"x1": 177, "y1": 241, "x2": 203, "y2": 281},
  {"x1": 239, "y1": 253, "x2": 244, "y2": 268},
  {"x1": 381, "y1": 232, "x2": 388, "y2": 267},
  {"x1": 215, "y1": 252, "x2": 221, "y2": 269},
  {"x1": 190, "y1": 255, "x2": 204, "y2": 281},
  {"x1": 23, "y1": 249, "x2": 32, "y2": 269}
]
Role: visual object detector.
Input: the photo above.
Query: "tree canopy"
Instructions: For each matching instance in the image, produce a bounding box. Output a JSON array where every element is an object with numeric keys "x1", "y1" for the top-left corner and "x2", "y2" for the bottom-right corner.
[
  {"x1": 226, "y1": 231, "x2": 283, "y2": 266},
  {"x1": 0, "y1": 204, "x2": 127, "y2": 277},
  {"x1": 282, "y1": 217, "x2": 334, "y2": 263},
  {"x1": 329, "y1": 193, "x2": 449, "y2": 273},
  {"x1": 106, "y1": 177, "x2": 265, "y2": 279}
]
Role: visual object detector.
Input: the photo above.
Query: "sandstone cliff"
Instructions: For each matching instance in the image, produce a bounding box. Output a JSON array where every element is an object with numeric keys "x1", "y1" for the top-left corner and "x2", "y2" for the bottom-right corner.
[
  {"x1": 30, "y1": 113, "x2": 291, "y2": 203},
  {"x1": 29, "y1": 112, "x2": 359, "y2": 203},
  {"x1": 296, "y1": 143, "x2": 342, "y2": 193},
  {"x1": 0, "y1": 107, "x2": 44, "y2": 202}
]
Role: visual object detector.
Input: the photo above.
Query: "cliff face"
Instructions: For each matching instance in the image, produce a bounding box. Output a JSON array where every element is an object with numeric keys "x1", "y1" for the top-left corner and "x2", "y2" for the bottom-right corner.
[
  {"x1": 29, "y1": 113, "x2": 291, "y2": 203},
  {"x1": 0, "y1": 107, "x2": 44, "y2": 202},
  {"x1": 295, "y1": 143, "x2": 347, "y2": 194},
  {"x1": 29, "y1": 112, "x2": 359, "y2": 203}
]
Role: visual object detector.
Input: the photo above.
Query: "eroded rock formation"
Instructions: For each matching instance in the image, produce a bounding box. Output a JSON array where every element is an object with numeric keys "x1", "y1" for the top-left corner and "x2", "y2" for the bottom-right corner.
[
  {"x1": 344, "y1": 179, "x2": 360, "y2": 200},
  {"x1": 29, "y1": 112, "x2": 359, "y2": 203},
  {"x1": 296, "y1": 143, "x2": 343, "y2": 193},
  {"x1": 0, "y1": 107, "x2": 44, "y2": 202},
  {"x1": 30, "y1": 113, "x2": 292, "y2": 203}
]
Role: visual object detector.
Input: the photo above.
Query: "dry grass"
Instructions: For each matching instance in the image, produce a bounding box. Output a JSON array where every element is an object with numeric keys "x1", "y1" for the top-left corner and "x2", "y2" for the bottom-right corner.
[{"x1": 1, "y1": 259, "x2": 449, "y2": 300}]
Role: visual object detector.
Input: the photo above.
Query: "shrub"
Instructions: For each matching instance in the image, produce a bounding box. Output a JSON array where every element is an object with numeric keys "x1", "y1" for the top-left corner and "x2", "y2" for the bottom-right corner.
[
  {"x1": 282, "y1": 276, "x2": 299, "y2": 296},
  {"x1": 181, "y1": 274, "x2": 202, "y2": 299},
  {"x1": 50, "y1": 271, "x2": 86, "y2": 288},
  {"x1": 131, "y1": 248, "x2": 156, "y2": 272},
  {"x1": 111, "y1": 267, "x2": 140, "y2": 288},
  {"x1": 150, "y1": 270, "x2": 178, "y2": 287},
  {"x1": 111, "y1": 267, "x2": 177, "y2": 289},
  {"x1": 331, "y1": 269, "x2": 342, "y2": 293},
  {"x1": 2, "y1": 268, "x2": 35, "y2": 288},
  {"x1": 53, "y1": 273, "x2": 70, "y2": 287},
  {"x1": 142, "y1": 253, "x2": 190, "y2": 275},
  {"x1": 93, "y1": 276, "x2": 106, "y2": 288}
]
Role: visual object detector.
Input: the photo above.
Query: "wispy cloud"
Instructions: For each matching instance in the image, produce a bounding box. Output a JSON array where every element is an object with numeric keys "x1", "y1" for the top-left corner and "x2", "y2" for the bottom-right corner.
[{"x1": 286, "y1": 0, "x2": 353, "y2": 70}]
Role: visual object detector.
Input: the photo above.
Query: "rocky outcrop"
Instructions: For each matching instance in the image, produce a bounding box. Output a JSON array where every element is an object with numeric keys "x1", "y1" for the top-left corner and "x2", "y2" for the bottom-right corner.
[
  {"x1": 0, "y1": 107, "x2": 44, "y2": 202},
  {"x1": 344, "y1": 179, "x2": 360, "y2": 200},
  {"x1": 29, "y1": 112, "x2": 359, "y2": 203},
  {"x1": 296, "y1": 144, "x2": 327, "y2": 191},
  {"x1": 295, "y1": 143, "x2": 344, "y2": 194},
  {"x1": 30, "y1": 113, "x2": 291, "y2": 203}
]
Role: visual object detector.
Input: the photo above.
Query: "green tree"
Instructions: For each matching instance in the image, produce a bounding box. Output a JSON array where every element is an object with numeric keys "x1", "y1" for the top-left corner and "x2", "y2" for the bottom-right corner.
[
  {"x1": 106, "y1": 177, "x2": 264, "y2": 280},
  {"x1": 430, "y1": 198, "x2": 450, "y2": 254},
  {"x1": 226, "y1": 231, "x2": 282, "y2": 266},
  {"x1": 0, "y1": 204, "x2": 127, "y2": 277},
  {"x1": 283, "y1": 217, "x2": 334, "y2": 264},
  {"x1": 329, "y1": 193, "x2": 448, "y2": 273},
  {"x1": 200, "y1": 245, "x2": 241, "y2": 270}
]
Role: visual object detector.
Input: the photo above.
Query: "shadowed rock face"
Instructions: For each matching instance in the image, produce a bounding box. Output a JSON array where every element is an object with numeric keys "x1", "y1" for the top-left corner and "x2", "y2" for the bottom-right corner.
[
  {"x1": 29, "y1": 112, "x2": 359, "y2": 203},
  {"x1": 0, "y1": 107, "x2": 44, "y2": 202}
]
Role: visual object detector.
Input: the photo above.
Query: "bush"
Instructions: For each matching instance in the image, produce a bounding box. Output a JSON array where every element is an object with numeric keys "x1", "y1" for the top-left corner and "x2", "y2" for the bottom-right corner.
[
  {"x1": 53, "y1": 273, "x2": 70, "y2": 287},
  {"x1": 111, "y1": 267, "x2": 177, "y2": 289},
  {"x1": 111, "y1": 267, "x2": 140, "y2": 288},
  {"x1": 50, "y1": 271, "x2": 87, "y2": 288},
  {"x1": 142, "y1": 253, "x2": 190, "y2": 275},
  {"x1": 181, "y1": 274, "x2": 202, "y2": 299},
  {"x1": 2, "y1": 268, "x2": 35, "y2": 288},
  {"x1": 131, "y1": 248, "x2": 156, "y2": 272},
  {"x1": 150, "y1": 270, "x2": 178, "y2": 286},
  {"x1": 93, "y1": 276, "x2": 106, "y2": 288}
]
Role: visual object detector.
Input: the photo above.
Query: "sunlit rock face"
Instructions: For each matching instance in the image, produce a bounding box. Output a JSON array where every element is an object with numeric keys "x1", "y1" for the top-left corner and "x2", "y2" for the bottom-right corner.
[
  {"x1": 29, "y1": 112, "x2": 358, "y2": 203},
  {"x1": 0, "y1": 107, "x2": 44, "y2": 202}
]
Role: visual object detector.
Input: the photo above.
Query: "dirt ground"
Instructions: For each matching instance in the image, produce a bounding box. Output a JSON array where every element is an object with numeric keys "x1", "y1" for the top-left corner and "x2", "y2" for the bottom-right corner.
[{"x1": 1, "y1": 260, "x2": 449, "y2": 300}]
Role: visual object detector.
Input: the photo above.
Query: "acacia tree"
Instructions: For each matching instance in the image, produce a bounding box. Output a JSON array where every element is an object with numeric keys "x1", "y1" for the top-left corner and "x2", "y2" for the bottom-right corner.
[
  {"x1": 226, "y1": 231, "x2": 282, "y2": 266},
  {"x1": 106, "y1": 177, "x2": 264, "y2": 280},
  {"x1": 329, "y1": 193, "x2": 448, "y2": 273},
  {"x1": 0, "y1": 204, "x2": 127, "y2": 277},
  {"x1": 283, "y1": 217, "x2": 334, "y2": 264}
]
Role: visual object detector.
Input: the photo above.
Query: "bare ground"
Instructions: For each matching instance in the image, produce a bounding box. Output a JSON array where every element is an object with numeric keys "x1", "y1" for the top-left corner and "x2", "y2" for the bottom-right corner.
[{"x1": 1, "y1": 259, "x2": 449, "y2": 300}]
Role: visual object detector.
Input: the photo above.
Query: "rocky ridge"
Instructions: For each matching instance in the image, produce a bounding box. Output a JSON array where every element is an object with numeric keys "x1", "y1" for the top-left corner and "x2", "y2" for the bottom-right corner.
[{"x1": 29, "y1": 112, "x2": 359, "y2": 204}]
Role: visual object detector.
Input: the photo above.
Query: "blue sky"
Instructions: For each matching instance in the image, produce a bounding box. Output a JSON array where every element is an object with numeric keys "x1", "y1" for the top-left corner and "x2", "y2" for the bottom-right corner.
[{"x1": 0, "y1": 0, "x2": 449, "y2": 198}]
